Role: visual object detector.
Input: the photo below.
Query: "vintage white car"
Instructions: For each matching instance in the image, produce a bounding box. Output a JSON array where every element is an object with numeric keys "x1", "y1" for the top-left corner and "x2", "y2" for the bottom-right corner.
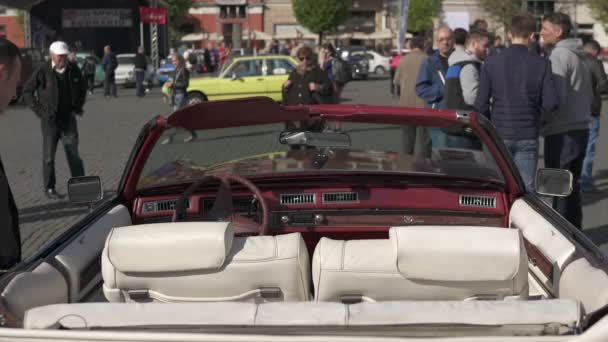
[{"x1": 1, "y1": 97, "x2": 607, "y2": 341}]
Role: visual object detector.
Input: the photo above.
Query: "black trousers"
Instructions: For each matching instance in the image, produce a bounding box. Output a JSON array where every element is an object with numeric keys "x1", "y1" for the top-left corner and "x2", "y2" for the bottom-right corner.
[
  {"x1": 544, "y1": 129, "x2": 589, "y2": 229},
  {"x1": 135, "y1": 70, "x2": 145, "y2": 97},
  {"x1": 85, "y1": 74, "x2": 95, "y2": 93},
  {"x1": 41, "y1": 116, "x2": 85, "y2": 190},
  {"x1": 104, "y1": 72, "x2": 116, "y2": 97}
]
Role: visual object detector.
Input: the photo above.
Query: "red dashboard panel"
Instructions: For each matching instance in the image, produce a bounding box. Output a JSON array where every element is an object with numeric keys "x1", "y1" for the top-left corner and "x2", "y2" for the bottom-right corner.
[{"x1": 134, "y1": 186, "x2": 507, "y2": 227}]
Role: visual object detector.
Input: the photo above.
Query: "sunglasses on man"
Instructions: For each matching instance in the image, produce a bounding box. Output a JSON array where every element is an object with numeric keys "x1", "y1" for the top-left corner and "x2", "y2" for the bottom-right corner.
[{"x1": 298, "y1": 55, "x2": 313, "y2": 61}]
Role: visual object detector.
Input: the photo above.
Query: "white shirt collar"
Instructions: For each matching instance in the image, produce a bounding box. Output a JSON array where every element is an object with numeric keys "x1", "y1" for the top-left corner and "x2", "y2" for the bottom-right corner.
[{"x1": 52, "y1": 61, "x2": 66, "y2": 74}]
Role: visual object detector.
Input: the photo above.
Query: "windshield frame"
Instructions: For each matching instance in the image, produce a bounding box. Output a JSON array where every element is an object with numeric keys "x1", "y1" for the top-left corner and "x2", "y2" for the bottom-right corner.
[{"x1": 120, "y1": 100, "x2": 524, "y2": 203}]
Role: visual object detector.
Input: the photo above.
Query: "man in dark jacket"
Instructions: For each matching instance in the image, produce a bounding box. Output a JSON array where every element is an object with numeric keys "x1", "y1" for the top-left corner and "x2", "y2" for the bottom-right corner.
[
  {"x1": 475, "y1": 13, "x2": 559, "y2": 192},
  {"x1": 416, "y1": 26, "x2": 453, "y2": 147},
  {"x1": 0, "y1": 37, "x2": 22, "y2": 269},
  {"x1": 581, "y1": 40, "x2": 608, "y2": 192},
  {"x1": 102, "y1": 45, "x2": 118, "y2": 98},
  {"x1": 134, "y1": 46, "x2": 147, "y2": 97},
  {"x1": 22, "y1": 41, "x2": 87, "y2": 200}
]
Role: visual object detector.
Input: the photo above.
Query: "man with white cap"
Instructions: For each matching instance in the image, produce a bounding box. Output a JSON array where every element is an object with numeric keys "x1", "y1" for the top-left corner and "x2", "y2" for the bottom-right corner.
[{"x1": 23, "y1": 41, "x2": 87, "y2": 200}]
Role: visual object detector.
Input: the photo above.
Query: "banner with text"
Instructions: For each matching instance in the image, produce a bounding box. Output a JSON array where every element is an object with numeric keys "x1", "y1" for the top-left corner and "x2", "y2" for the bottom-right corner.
[
  {"x1": 62, "y1": 8, "x2": 133, "y2": 28},
  {"x1": 398, "y1": 0, "x2": 410, "y2": 52},
  {"x1": 139, "y1": 7, "x2": 167, "y2": 25}
]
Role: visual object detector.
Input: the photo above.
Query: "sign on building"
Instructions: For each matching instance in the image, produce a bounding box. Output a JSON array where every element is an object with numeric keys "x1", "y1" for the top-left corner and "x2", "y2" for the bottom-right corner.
[
  {"x1": 62, "y1": 9, "x2": 133, "y2": 28},
  {"x1": 140, "y1": 7, "x2": 167, "y2": 24}
]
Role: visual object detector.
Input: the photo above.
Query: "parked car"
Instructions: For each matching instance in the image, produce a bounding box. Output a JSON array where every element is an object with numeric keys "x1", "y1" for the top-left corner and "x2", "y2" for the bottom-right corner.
[
  {"x1": 351, "y1": 50, "x2": 391, "y2": 76},
  {"x1": 335, "y1": 46, "x2": 369, "y2": 80},
  {"x1": 114, "y1": 53, "x2": 156, "y2": 87},
  {"x1": 346, "y1": 53, "x2": 369, "y2": 80},
  {"x1": 75, "y1": 52, "x2": 105, "y2": 87},
  {"x1": 0, "y1": 97, "x2": 605, "y2": 341},
  {"x1": 187, "y1": 55, "x2": 297, "y2": 103}
]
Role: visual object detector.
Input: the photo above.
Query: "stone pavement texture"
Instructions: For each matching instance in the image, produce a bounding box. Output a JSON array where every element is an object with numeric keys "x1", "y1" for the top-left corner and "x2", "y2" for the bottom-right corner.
[{"x1": 1, "y1": 79, "x2": 608, "y2": 259}]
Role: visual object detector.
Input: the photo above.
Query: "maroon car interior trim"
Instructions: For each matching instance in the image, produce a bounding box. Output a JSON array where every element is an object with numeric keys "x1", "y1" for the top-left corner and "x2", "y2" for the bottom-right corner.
[
  {"x1": 523, "y1": 238, "x2": 554, "y2": 280},
  {"x1": 122, "y1": 115, "x2": 166, "y2": 204}
]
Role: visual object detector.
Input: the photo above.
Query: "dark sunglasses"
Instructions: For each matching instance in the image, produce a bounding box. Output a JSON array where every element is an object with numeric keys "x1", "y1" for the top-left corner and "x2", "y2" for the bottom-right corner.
[{"x1": 298, "y1": 55, "x2": 312, "y2": 61}]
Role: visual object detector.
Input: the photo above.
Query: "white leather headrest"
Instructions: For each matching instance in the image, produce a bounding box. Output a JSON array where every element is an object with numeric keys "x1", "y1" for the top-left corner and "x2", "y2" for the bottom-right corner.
[
  {"x1": 390, "y1": 226, "x2": 523, "y2": 282},
  {"x1": 106, "y1": 222, "x2": 234, "y2": 273}
]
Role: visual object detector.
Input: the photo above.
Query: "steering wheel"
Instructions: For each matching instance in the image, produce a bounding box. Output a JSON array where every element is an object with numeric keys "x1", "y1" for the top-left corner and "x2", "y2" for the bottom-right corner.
[{"x1": 172, "y1": 174, "x2": 269, "y2": 235}]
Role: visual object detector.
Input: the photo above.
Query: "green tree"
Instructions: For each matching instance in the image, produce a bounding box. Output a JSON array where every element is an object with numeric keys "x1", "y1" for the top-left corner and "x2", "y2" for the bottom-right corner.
[
  {"x1": 407, "y1": 0, "x2": 440, "y2": 33},
  {"x1": 166, "y1": 0, "x2": 193, "y2": 46},
  {"x1": 292, "y1": 0, "x2": 349, "y2": 43},
  {"x1": 587, "y1": 0, "x2": 608, "y2": 30},
  {"x1": 477, "y1": 0, "x2": 523, "y2": 33}
]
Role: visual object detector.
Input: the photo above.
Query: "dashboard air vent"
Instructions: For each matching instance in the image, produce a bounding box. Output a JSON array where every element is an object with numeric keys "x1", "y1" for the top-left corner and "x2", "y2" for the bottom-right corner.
[
  {"x1": 142, "y1": 199, "x2": 190, "y2": 214},
  {"x1": 459, "y1": 195, "x2": 496, "y2": 209},
  {"x1": 280, "y1": 193, "x2": 315, "y2": 205},
  {"x1": 323, "y1": 192, "x2": 359, "y2": 204}
]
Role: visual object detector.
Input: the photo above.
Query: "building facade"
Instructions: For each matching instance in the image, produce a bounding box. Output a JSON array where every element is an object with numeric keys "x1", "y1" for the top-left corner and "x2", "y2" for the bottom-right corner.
[
  {"x1": 185, "y1": 0, "x2": 395, "y2": 48},
  {"x1": 0, "y1": 6, "x2": 24, "y2": 47},
  {"x1": 442, "y1": 0, "x2": 608, "y2": 46}
]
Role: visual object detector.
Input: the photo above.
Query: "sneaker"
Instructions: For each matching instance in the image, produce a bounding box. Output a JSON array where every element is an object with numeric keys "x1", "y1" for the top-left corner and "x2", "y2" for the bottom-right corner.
[
  {"x1": 183, "y1": 134, "x2": 196, "y2": 143},
  {"x1": 160, "y1": 137, "x2": 172, "y2": 145},
  {"x1": 44, "y1": 188, "x2": 63, "y2": 200},
  {"x1": 88, "y1": 90, "x2": 93, "y2": 96}
]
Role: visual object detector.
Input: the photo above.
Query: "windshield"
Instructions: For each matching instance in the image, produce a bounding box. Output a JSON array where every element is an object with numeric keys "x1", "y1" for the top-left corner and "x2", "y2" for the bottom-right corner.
[
  {"x1": 138, "y1": 122, "x2": 504, "y2": 190},
  {"x1": 118, "y1": 56, "x2": 134, "y2": 65}
]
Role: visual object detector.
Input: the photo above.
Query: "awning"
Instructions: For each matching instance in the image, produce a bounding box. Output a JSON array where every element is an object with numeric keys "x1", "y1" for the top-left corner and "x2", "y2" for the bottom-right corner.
[
  {"x1": 274, "y1": 32, "x2": 317, "y2": 40},
  {"x1": 243, "y1": 30, "x2": 273, "y2": 41},
  {"x1": 352, "y1": 30, "x2": 394, "y2": 40},
  {"x1": 326, "y1": 32, "x2": 353, "y2": 40},
  {"x1": 181, "y1": 32, "x2": 223, "y2": 42}
]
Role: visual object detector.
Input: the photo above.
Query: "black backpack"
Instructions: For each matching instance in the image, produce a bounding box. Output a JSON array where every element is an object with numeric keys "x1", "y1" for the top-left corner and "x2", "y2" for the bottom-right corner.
[
  {"x1": 444, "y1": 60, "x2": 481, "y2": 111},
  {"x1": 331, "y1": 57, "x2": 351, "y2": 84}
]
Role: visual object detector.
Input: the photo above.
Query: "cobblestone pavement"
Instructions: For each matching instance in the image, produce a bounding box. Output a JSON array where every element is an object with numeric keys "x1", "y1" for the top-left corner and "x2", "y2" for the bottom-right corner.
[{"x1": 1, "y1": 78, "x2": 608, "y2": 259}]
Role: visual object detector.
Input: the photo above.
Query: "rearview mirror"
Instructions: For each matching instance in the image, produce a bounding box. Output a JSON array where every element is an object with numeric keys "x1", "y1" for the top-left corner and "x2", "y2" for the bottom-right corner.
[
  {"x1": 535, "y1": 168, "x2": 573, "y2": 197},
  {"x1": 68, "y1": 176, "x2": 103, "y2": 204},
  {"x1": 279, "y1": 131, "x2": 351, "y2": 149}
]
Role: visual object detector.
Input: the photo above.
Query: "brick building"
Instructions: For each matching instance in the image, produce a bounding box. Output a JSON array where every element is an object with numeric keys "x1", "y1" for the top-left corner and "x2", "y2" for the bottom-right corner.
[
  {"x1": 184, "y1": 0, "x2": 396, "y2": 49},
  {"x1": 0, "y1": 6, "x2": 24, "y2": 47}
]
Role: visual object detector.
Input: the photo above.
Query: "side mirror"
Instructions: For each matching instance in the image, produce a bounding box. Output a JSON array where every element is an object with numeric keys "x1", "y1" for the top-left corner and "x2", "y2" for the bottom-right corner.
[
  {"x1": 68, "y1": 176, "x2": 103, "y2": 206},
  {"x1": 535, "y1": 168, "x2": 573, "y2": 197}
]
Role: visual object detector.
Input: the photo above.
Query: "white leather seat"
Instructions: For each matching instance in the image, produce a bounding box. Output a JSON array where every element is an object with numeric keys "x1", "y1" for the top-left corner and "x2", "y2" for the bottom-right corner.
[
  {"x1": 313, "y1": 226, "x2": 528, "y2": 302},
  {"x1": 101, "y1": 222, "x2": 311, "y2": 303}
]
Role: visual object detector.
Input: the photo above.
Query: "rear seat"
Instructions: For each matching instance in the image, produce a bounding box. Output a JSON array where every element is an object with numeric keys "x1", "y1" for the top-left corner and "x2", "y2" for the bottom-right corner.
[{"x1": 312, "y1": 225, "x2": 528, "y2": 302}]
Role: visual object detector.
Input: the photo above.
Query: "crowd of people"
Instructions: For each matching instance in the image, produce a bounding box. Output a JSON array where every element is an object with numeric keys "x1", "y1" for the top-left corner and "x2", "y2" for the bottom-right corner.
[{"x1": 393, "y1": 12, "x2": 607, "y2": 230}]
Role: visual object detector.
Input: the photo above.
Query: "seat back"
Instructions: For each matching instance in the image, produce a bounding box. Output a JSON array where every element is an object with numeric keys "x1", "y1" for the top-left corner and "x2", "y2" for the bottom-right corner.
[
  {"x1": 102, "y1": 222, "x2": 311, "y2": 302},
  {"x1": 313, "y1": 225, "x2": 528, "y2": 302}
]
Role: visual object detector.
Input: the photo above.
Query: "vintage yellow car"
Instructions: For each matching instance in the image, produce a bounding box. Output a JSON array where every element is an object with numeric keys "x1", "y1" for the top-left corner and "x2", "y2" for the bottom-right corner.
[{"x1": 187, "y1": 55, "x2": 298, "y2": 103}]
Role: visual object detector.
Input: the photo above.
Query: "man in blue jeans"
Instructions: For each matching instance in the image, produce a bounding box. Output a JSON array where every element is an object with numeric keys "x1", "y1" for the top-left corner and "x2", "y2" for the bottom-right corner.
[
  {"x1": 475, "y1": 13, "x2": 559, "y2": 192},
  {"x1": 581, "y1": 40, "x2": 608, "y2": 192}
]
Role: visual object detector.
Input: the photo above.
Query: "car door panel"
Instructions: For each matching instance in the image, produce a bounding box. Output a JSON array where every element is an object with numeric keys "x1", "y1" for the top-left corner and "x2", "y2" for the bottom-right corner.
[
  {"x1": 265, "y1": 58, "x2": 296, "y2": 102},
  {"x1": 218, "y1": 59, "x2": 266, "y2": 100}
]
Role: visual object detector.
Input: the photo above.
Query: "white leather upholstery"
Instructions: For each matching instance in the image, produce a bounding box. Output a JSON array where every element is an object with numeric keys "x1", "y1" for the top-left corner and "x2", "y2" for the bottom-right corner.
[
  {"x1": 313, "y1": 226, "x2": 528, "y2": 302},
  {"x1": 510, "y1": 199, "x2": 576, "y2": 285},
  {"x1": 24, "y1": 300, "x2": 580, "y2": 334},
  {"x1": 102, "y1": 222, "x2": 310, "y2": 303},
  {"x1": 559, "y1": 257, "x2": 608, "y2": 313}
]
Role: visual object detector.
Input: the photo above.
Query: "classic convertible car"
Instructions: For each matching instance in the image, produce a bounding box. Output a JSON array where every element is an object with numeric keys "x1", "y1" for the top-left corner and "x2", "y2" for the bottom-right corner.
[{"x1": 1, "y1": 97, "x2": 608, "y2": 341}]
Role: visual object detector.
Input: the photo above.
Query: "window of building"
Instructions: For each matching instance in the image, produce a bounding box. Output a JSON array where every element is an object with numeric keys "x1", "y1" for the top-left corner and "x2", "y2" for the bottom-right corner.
[
  {"x1": 337, "y1": 11, "x2": 376, "y2": 33},
  {"x1": 526, "y1": 1, "x2": 554, "y2": 17},
  {"x1": 0, "y1": 25, "x2": 6, "y2": 39},
  {"x1": 0, "y1": 6, "x2": 6, "y2": 15},
  {"x1": 220, "y1": 5, "x2": 246, "y2": 19}
]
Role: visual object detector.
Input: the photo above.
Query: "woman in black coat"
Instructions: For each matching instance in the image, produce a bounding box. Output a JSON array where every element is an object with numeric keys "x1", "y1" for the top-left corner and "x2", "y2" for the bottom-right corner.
[{"x1": 282, "y1": 45, "x2": 332, "y2": 105}]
